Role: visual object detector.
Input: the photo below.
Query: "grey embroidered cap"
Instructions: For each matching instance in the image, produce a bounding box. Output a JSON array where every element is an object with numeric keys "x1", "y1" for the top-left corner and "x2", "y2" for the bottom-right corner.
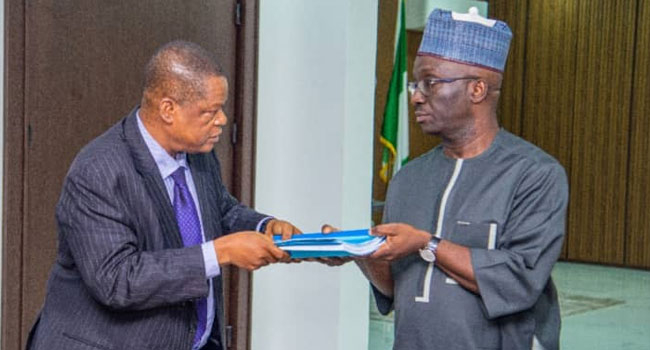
[{"x1": 418, "y1": 9, "x2": 512, "y2": 72}]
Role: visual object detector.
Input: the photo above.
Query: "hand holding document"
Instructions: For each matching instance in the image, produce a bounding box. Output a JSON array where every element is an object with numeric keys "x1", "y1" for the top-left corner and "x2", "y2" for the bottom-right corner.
[{"x1": 273, "y1": 229, "x2": 385, "y2": 259}]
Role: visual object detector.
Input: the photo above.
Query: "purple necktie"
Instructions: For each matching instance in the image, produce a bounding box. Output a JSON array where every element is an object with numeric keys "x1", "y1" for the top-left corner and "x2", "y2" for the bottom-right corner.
[{"x1": 171, "y1": 167, "x2": 207, "y2": 347}]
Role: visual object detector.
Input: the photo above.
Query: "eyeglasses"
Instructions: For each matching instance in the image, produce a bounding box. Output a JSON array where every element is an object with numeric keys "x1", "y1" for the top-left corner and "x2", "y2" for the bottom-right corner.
[{"x1": 407, "y1": 77, "x2": 479, "y2": 97}]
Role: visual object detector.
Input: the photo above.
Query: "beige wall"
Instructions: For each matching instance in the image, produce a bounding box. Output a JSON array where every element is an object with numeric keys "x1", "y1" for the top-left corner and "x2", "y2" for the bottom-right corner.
[{"x1": 252, "y1": 1, "x2": 377, "y2": 349}]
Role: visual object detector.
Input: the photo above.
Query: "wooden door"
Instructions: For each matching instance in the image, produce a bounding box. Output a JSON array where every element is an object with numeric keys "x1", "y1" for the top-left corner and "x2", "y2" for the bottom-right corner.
[{"x1": 3, "y1": 1, "x2": 258, "y2": 349}]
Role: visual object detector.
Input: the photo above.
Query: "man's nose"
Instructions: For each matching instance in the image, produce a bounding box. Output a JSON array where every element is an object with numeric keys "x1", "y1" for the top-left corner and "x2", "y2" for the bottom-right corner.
[
  {"x1": 410, "y1": 90, "x2": 426, "y2": 105},
  {"x1": 215, "y1": 111, "x2": 227, "y2": 126}
]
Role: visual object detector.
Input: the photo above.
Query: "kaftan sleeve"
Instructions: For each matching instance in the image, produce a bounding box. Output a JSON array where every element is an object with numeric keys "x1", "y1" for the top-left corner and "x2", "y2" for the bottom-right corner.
[
  {"x1": 471, "y1": 161, "x2": 568, "y2": 319},
  {"x1": 371, "y1": 284, "x2": 394, "y2": 315}
]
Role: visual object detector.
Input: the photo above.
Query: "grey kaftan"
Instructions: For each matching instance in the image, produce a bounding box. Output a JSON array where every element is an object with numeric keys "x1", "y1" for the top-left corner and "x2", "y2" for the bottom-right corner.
[{"x1": 374, "y1": 129, "x2": 568, "y2": 350}]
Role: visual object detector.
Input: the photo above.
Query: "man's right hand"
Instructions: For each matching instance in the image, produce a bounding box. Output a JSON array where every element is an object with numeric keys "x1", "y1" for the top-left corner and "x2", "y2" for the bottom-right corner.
[
  {"x1": 370, "y1": 223, "x2": 431, "y2": 261},
  {"x1": 213, "y1": 232, "x2": 289, "y2": 271}
]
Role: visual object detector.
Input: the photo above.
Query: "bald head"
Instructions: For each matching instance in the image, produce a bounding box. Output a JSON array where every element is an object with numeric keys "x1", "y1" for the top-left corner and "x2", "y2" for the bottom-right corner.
[{"x1": 142, "y1": 40, "x2": 224, "y2": 108}]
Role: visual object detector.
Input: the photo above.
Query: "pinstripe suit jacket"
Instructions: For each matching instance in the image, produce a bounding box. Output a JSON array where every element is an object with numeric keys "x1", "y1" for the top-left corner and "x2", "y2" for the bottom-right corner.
[{"x1": 27, "y1": 109, "x2": 266, "y2": 350}]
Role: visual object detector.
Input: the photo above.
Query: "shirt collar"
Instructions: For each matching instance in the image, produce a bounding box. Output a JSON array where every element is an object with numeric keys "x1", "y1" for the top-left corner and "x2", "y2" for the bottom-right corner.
[{"x1": 136, "y1": 110, "x2": 187, "y2": 179}]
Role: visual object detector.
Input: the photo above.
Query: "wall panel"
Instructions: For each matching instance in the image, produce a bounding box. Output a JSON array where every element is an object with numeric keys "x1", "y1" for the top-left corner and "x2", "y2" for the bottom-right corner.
[
  {"x1": 520, "y1": 0, "x2": 577, "y2": 177},
  {"x1": 626, "y1": 0, "x2": 650, "y2": 268},
  {"x1": 518, "y1": 0, "x2": 580, "y2": 259},
  {"x1": 489, "y1": 0, "x2": 528, "y2": 136},
  {"x1": 567, "y1": 0, "x2": 637, "y2": 264}
]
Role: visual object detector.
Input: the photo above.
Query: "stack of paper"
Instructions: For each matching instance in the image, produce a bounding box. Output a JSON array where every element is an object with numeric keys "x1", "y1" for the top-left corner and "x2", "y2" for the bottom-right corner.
[{"x1": 273, "y1": 229, "x2": 385, "y2": 258}]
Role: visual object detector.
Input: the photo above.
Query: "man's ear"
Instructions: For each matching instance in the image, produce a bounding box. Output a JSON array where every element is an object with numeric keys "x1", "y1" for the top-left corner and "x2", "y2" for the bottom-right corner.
[
  {"x1": 159, "y1": 97, "x2": 176, "y2": 124},
  {"x1": 469, "y1": 80, "x2": 489, "y2": 104}
]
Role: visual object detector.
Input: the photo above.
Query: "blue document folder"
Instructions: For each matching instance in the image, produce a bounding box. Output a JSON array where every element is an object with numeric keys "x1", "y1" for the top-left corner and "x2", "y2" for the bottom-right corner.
[{"x1": 273, "y1": 229, "x2": 385, "y2": 258}]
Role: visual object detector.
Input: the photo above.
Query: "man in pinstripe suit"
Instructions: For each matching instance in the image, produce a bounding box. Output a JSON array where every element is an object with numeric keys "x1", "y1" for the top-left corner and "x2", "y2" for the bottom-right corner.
[{"x1": 27, "y1": 41, "x2": 299, "y2": 350}]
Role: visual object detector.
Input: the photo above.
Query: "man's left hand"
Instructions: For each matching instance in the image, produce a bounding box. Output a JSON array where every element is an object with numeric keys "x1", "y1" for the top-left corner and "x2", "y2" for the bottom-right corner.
[
  {"x1": 316, "y1": 224, "x2": 353, "y2": 266},
  {"x1": 370, "y1": 223, "x2": 431, "y2": 261},
  {"x1": 264, "y1": 219, "x2": 302, "y2": 241}
]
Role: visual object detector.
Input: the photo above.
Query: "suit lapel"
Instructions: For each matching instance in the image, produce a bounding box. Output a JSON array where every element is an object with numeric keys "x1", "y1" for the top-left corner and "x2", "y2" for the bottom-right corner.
[
  {"x1": 187, "y1": 153, "x2": 222, "y2": 241},
  {"x1": 188, "y1": 153, "x2": 227, "y2": 345},
  {"x1": 121, "y1": 108, "x2": 184, "y2": 249}
]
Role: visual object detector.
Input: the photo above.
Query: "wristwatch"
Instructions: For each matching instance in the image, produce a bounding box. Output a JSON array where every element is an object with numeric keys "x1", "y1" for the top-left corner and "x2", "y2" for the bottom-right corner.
[{"x1": 419, "y1": 236, "x2": 441, "y2": 263}]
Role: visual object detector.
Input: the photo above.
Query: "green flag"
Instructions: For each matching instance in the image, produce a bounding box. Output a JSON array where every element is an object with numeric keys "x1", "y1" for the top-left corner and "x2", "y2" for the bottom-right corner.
[{"x1": 379, "y1": 0, "x2": 409, "y2": 183}]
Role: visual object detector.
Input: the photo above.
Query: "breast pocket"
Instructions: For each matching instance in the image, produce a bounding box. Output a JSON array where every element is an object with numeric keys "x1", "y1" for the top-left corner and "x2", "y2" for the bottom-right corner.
[{"x1": 444, "y1": 221, "x2": 497, "y2": 284}]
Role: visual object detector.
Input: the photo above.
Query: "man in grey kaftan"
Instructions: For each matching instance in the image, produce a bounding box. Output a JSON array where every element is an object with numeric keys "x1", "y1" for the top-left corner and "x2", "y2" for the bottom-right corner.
[
  {"x1": 354, "y1": 8, "x2": 569, "y2": 350},
  {"x1": 373, "y1": 130, "x2": 567, "y2": 349}
]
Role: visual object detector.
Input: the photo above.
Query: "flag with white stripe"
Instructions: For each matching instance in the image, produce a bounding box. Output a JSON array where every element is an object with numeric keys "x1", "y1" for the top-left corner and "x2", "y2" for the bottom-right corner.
[{"x1": 379, "y1": 0, "x2": 409, "y2": 183}]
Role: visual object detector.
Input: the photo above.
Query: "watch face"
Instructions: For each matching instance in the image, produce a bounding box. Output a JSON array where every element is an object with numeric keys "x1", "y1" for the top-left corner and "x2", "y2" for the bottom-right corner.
[{"x1": 419, "y1": 248, "x2": 435, "y2": 262}]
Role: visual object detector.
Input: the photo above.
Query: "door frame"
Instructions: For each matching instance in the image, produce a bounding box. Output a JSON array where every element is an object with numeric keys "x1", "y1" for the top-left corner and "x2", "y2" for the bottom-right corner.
[
  {"x1": 1, "y1": 1, "x2": 260, "y2": 349},
  {"x1": 226, "y1": 1, "x2": 259, "y2": 350},
  {"x1": 2, "y1": 0, "x2": 28, "y2": 348}
]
